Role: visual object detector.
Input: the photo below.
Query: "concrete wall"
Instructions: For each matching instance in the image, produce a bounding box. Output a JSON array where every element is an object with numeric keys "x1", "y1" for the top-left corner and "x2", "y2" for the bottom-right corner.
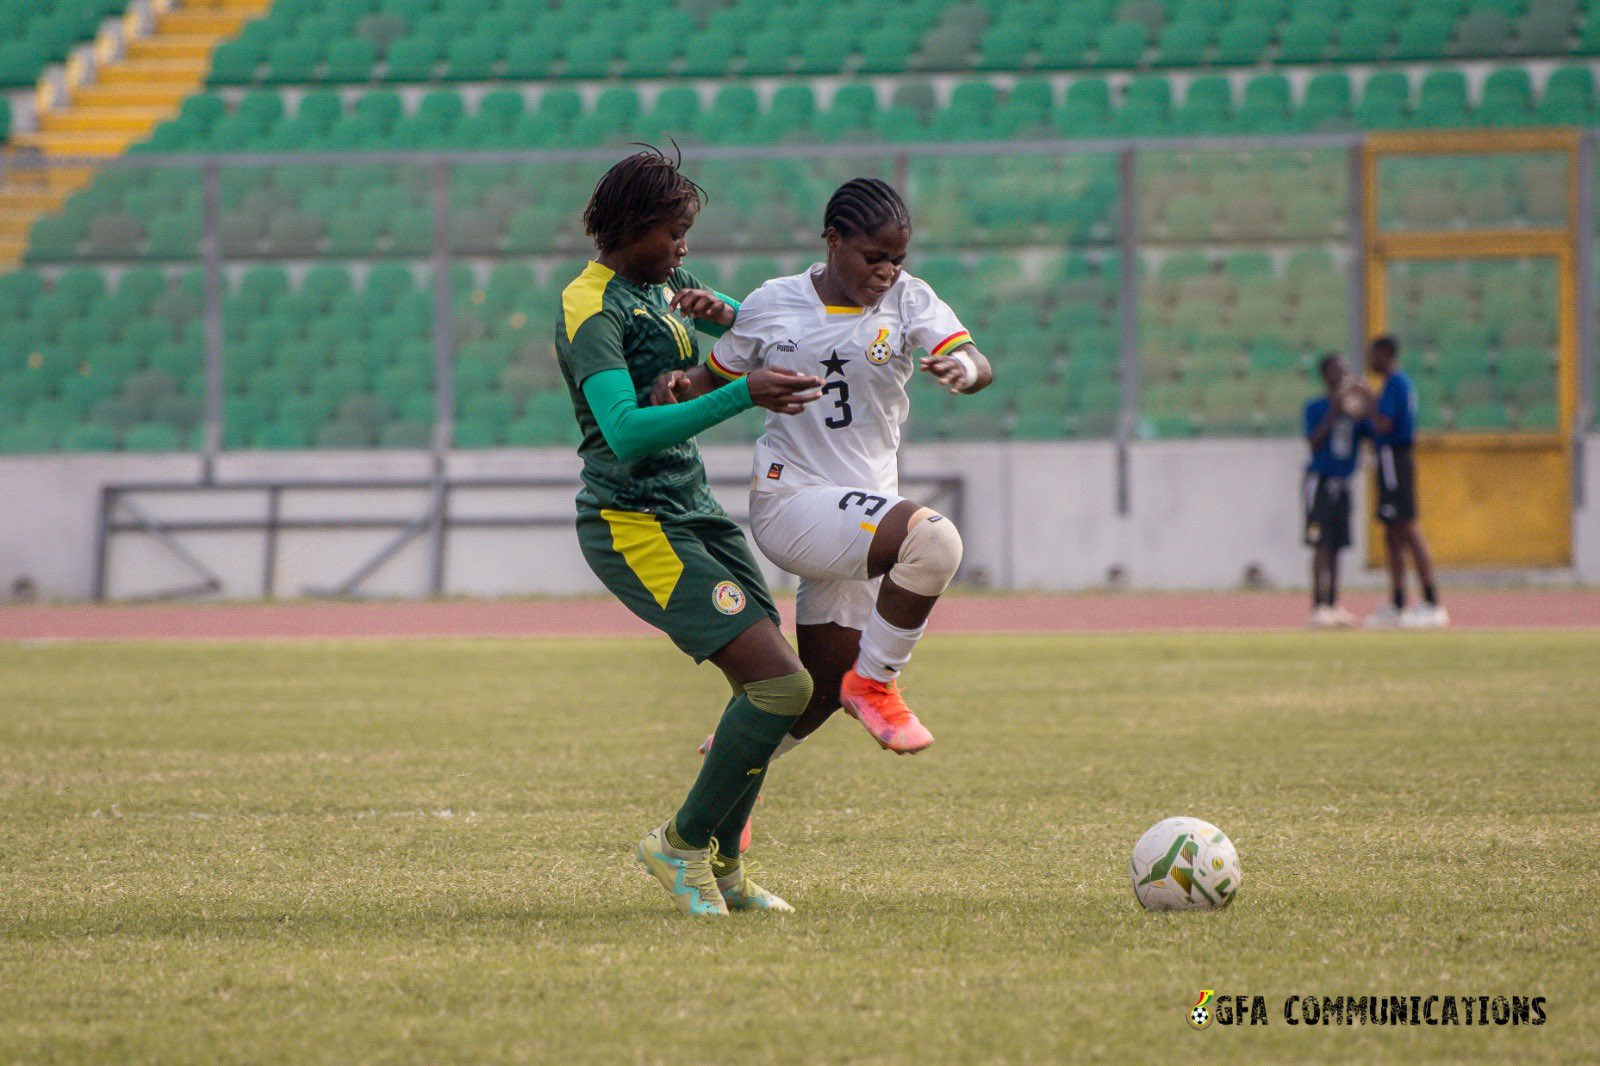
[
  {"x1": 1576, "y1": 435, "x2": 1600, "y2": 585},
  {"x1": 2, "y1": 436, "x2": 1592, "y2": 602}
]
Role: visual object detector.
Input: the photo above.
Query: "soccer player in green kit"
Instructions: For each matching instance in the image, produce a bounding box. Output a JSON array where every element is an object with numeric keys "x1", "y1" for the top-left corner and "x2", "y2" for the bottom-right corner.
[{"x1": 555, "y1": 147, "x2": 824, "y2": 916}]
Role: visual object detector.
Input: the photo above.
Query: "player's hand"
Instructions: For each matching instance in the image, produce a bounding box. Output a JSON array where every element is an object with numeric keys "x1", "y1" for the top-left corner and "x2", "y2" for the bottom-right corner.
[
  {"x1": 669, "y1": 288, "x2": 735, "y2": 328},
  {"x1": 747, "y1": 367, "x2": 822, "y2": 415},
  {"x1": 920, "y1": 354, "x2": 972, "y2": 393},
  {"x1": 650, "y1": 370, "x2": 694, "y2": 406}
]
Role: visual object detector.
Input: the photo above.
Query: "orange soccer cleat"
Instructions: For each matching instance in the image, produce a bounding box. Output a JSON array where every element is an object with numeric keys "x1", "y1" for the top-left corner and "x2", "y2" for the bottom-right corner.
[{"x1": 839, "y1": 667, "x2": 934, "y2": 754}]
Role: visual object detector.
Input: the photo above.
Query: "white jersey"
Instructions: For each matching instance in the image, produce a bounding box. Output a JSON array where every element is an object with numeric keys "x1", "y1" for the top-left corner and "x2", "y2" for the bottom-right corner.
[{"x1": 708, "y1": 265, "x2": 971, "y2": 496}]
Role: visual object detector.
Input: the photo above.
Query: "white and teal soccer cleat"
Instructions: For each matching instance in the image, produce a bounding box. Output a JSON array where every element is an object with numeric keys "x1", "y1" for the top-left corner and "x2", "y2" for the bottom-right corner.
[
  {"x1": 717, "y1": 863, "x2": 795, "y2": 913},
  {"x1": 636, "y1": 823, "x2": 727, "y2": 917}
]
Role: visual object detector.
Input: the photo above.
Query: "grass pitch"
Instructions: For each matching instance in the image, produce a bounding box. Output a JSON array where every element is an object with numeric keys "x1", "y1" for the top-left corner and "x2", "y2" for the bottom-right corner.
[{"x1": 1, "y1": 631, "x2": 1596, "y2": 1063}]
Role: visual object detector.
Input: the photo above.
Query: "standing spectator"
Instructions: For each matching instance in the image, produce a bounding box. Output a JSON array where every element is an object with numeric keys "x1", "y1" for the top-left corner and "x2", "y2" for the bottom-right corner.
[
  {"x1": 1303, "y1": 355, "x2": 1368, "y2": 628},
  {"x1": 1358, "y1": 335, "x2": 1448, "y2": 629}
]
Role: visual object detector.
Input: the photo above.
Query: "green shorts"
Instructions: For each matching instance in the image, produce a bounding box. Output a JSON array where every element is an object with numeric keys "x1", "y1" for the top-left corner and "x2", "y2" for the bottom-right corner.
[{"x1": 577, "y1": 506, "x2": 781, "y2": 663}]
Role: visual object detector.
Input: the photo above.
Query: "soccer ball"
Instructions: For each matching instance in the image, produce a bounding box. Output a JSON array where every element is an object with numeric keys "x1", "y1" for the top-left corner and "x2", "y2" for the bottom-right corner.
[
  {"x1": 1190, "y1": 1006, "x2": 1210, "y2": 1029},
  {"x1": 1130, "y1": 816, "x2": 1241, "y2": 911}
]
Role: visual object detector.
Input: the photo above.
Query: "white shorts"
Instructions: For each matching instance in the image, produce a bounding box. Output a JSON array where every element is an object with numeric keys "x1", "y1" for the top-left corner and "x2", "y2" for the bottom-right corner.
[{"x1": 750, "y1": 484, "x2": 908, "y2": 631}]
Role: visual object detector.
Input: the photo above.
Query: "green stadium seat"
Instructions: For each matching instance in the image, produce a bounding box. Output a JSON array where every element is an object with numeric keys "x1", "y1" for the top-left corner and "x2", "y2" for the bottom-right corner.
[
  {"x1": 976, "y1": 24, "x2": 1031, "y2": 70},
  {"x1": 1113, "y1": 76, "x2": 1171, "y2": 135},
  {"x1": 1215, "y1": 18, "x2": 1271, "y2": 64},
  {"x1": 321, "y1": 37, "x2": 374, "y2": 82},
  {"x1": 266, "y1": 39, "x2": 321, "y2": 84},
  {"x1": 1537, "y1": 66, "x2": 1592, "y2": 123},
  {"x1": 1301, "y1": 72, "x2": 1353, "y2": 130},
  {"x1": 384, "y1": 36, "x2": 438, "y2": 81},
  {"x1": 209, "y1": 38, "x2": 264, "y2": 85},
  {"x1": 1478, "y1": 68, "x2": 1535, "y2": 125},
  {"x1": 1094, "y1": 21, "x2": 1147, "y2": 68},
  {"x1": 1277, "y1": 17, "x2": 1334, "y2": 63},
  {"x1": 742, "y1": 30, "x2": 797, "y2": 76},
  {"x1": 1393, "y1": 12, "x2": 1455, "y2": 60},
  {"x1": 855, "y1": 25, "x2": 913, "y2": 74},
  {"x1": 1333, "y1": 16, "x2": 1392, "y2": 62},
  {"x1": 1036, "y1": 20, "x2": 1092, "y2": 69},
  {"x1": 445, "y1": 35, "x2": 500, "y2": 81},
  {"x1": 1417, "y1": 70, "x2": 1471, "y2": 127},
  {"x1": 789, "y1": 23, "x2": 847, "y2": 74},
  {"x1": 563, "y1": 33, "x2": 620, "y2": 78},
  {"x1": 1056, "y1": 78, "x2": 1110, "y2": 135},
  {"x1": 1356, "y1": 71, "x2": 1412, "y2": 128},
  {"x1": 1236, "y1": 75, "x2": 1291, "y2": 132},
  {"x1": 503, "y1": 33, "x2": 559, "y2": 78},
  {"x1": 1151, "y1": 20, "x2": 1207, "y2": 67},
  {"x1": 1174, "y1": 76, "x2": 1232, "y2": 134}
]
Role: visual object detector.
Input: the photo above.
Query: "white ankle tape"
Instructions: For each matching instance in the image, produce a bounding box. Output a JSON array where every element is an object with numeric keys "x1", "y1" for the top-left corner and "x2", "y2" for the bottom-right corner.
[{"x1": 890, "y1": 513, "x2": 963, "y2": 596}]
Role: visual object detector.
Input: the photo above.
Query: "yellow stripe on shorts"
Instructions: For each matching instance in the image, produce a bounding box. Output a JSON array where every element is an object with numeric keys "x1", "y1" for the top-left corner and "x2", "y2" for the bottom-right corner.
[{"x1": 601, "y1": 509, "x2": 684, "y2": 609}]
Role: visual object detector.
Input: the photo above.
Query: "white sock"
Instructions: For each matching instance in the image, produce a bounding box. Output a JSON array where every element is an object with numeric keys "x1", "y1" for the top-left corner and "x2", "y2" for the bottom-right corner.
[
  {"x1": 856, "y1": 611, "x2": 926, "y2": 682},
  {"x1": 769, "y1": 733, "x2": 803, "y2": 761}
]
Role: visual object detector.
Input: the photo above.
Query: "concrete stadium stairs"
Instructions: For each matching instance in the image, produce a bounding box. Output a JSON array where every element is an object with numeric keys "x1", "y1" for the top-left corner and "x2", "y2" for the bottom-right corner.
[{"x1": 0, "y1": 0, "x2": 271, "y2": 267}]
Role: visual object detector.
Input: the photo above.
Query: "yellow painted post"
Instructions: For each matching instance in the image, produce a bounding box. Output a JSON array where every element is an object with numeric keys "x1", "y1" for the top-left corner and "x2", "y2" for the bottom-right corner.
[{"x1": 1361, "y1": 128, "x2": 1579, "y2": 567}]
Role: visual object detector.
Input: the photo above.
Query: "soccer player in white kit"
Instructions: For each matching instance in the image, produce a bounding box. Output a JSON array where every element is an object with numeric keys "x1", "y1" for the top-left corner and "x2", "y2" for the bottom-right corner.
[{"x1": 659, "y1": 178, "x2": 993, "y2": 760}]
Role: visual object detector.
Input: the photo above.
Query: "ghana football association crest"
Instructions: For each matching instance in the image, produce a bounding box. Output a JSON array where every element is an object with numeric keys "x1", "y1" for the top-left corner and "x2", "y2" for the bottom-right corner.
[
  {"x1": 1189, "y1": 989, "x2": 1215, "y2": 1030},
  {"x1": 712, "y1": 581, "x2": 746, "y2": 615},
  {"x1": 866, "y1": 327, "x2": 892, "y2": 365}
]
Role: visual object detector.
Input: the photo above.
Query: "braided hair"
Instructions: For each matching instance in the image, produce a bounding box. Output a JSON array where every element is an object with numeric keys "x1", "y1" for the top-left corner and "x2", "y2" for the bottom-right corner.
[
  {"x1": 583, "y1": 144, "x2": 707, "y2": 254},
  {"x1": 822, "y1": 177, "x2": 911, "y2": 240}
]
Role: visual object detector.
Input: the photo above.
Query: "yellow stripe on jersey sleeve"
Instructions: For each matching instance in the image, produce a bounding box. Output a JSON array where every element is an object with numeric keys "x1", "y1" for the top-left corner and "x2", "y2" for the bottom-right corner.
[
  {"x1": 930, "y1": 330, "x2": 973, "y2": 358},
  {"x1": 563, "y1": 261, "x2": 616, "y2": 342}
]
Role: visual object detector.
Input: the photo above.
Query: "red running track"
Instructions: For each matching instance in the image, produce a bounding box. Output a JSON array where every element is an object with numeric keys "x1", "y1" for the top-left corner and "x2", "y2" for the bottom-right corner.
[{"x1": 0, "y1": 590, "x2": 1595, "y2": 643}]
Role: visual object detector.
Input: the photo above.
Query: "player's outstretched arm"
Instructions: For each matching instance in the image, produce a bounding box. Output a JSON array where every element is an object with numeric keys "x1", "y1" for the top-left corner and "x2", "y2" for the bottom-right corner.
[
  {"x1": 582, "y1": 367, "x2": 756, "y2": 461},
  {"x1": 920, "y1": 344, "x2": 993, "y2": 395}
]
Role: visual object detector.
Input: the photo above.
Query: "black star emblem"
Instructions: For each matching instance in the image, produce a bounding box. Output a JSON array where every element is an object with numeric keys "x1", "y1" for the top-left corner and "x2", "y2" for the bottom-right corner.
[{"x1": 820, "y1": 351, "x2": 851, "y2": 377}]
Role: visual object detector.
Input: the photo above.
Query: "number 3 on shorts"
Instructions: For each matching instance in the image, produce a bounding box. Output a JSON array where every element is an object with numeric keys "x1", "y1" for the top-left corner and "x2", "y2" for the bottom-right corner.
[{"x1": 838, "y1": 490, "x2": 888, "y2": 516}]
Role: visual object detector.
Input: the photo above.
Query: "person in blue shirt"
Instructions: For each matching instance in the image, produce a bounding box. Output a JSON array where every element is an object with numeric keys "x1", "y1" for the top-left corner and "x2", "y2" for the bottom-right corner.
[
  {"x1": 1303, "y1": 355, "x2": 1369, "y2": 627},
  {"x1": 1358, "y1": 335, "x2": 1447, "y2": 628}
]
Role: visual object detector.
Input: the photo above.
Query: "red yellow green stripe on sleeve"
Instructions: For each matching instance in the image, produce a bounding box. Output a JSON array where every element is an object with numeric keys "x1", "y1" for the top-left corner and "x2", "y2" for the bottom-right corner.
[
  {"x1": 930, "y1": 330, "x2": 973, "y2": 359},
  {"x1": 707, "y1": 352, "x2": 745, "y2": 380}
]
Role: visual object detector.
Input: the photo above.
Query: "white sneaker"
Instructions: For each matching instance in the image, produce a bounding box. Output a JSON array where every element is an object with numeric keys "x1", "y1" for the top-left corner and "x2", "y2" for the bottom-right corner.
[
  {"x1": 1308, "y1": 606, "x2": 1338, "y2": 629},
  {"x1": 1365, "y1": 604, "x2": 1404, "y2": 629},
  {"x1": 1401, "y1": 603, "x2": 1450, "y2": 629},
  {"x1": 1327, "y1": 605, "x2": 1358, "y2": 628}
]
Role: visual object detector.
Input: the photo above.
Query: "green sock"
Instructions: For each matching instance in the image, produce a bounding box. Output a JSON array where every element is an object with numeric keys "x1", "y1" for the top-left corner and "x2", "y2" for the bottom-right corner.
[
  {"x1": 671, "y1": 672, "x2": 809, "y2": 849},
  {"x1": 710, "y1": 770, "x2": 766, "y2": 862}
]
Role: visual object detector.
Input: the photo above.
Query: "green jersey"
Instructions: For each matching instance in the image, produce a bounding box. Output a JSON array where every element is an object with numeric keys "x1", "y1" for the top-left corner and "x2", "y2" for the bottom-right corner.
[{"x1": 556, "y1": 260, "x2": 721, "y2": 516}]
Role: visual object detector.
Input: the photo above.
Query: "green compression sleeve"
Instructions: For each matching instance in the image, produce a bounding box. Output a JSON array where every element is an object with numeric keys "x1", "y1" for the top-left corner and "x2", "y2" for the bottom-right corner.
[
  {"x1": 580, "y1": 366, "x2": 753, "y2": 461},
  {"x1": 693, "y1": 292, "x2": 741, "y2": 339}
]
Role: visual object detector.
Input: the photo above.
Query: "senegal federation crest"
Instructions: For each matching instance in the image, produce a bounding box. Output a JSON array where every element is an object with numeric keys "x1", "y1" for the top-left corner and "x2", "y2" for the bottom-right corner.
[
  {"x1": 866, "y1": 327, "x2": 892, "y2": 365},
  {"x1": 1188, "y1": 990, "x2": 1215, "y2": 1030},
  {"x1": 712, "y1": 581, "x2": 745, "y2": 615}
]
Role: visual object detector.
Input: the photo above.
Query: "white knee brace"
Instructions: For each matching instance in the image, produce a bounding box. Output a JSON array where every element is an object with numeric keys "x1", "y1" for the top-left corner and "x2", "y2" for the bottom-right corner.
[{"x1": 890, "y1": 511, "x2": 963, "y2": 596}]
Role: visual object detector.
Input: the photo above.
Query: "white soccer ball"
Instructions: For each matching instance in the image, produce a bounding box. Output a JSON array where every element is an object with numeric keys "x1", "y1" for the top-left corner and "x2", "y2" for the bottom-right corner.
[{"x1": 1130, "y1": 816, "x2": 1241, "y2": 911}]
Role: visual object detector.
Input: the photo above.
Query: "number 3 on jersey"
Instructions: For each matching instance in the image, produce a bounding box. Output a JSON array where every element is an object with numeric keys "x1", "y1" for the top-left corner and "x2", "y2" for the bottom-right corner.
[{"x1": 822, "y1": 380, "x2": 853, "y2": 429}]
